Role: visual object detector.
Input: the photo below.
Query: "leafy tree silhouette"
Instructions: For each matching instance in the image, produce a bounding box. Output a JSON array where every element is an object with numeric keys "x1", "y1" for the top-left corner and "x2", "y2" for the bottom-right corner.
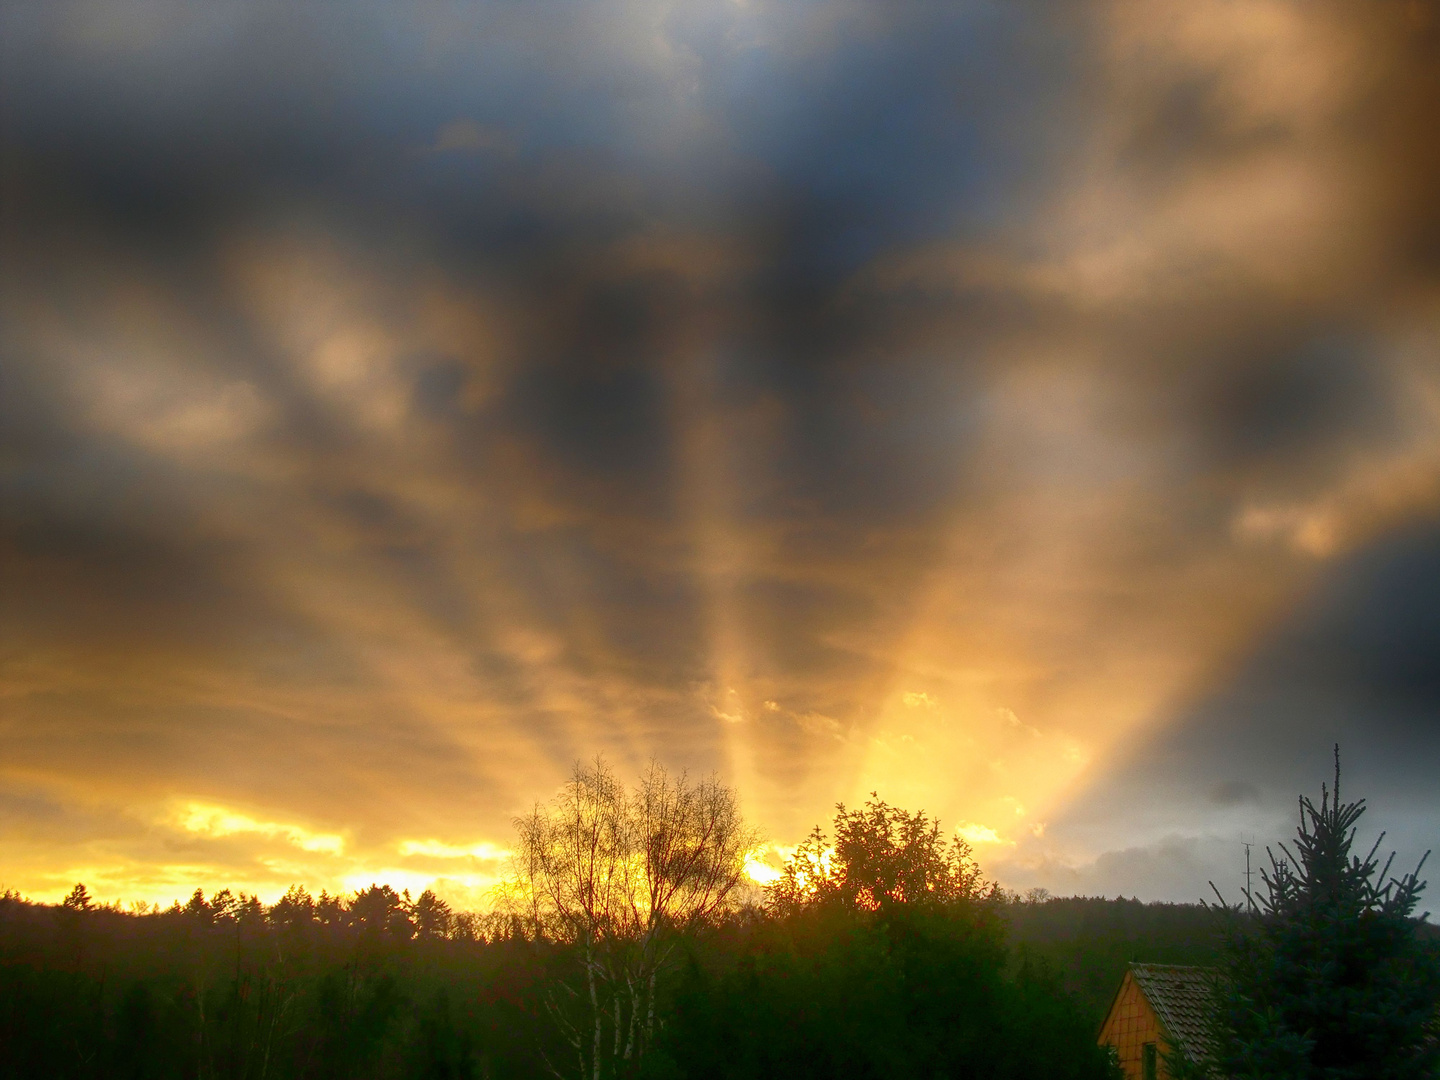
[
  {"x1": 505, "y1": 757, "x2": 756, "y2": 1080},
  {"x1": 768, "y1": 793, "x2": 992, "y2": 915},
  {"x1": 657, "y1": 796, "x2": 1118, "y2": 1080},
  {"x1": 1202, "y1": 748, "x2": 1439, "y2": 1080}
]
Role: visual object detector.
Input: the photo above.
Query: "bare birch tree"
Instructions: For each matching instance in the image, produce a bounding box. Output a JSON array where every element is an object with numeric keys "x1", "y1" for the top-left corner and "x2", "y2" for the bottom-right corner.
[{"x1": 504, "y1": 758, "x2": 756, "y2": 1080}]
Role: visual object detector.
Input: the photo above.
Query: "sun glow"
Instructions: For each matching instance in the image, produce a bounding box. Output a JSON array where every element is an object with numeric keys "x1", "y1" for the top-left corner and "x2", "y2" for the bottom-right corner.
[
  {"x1": 743, "y1": 846, "x2": 784, "y2": 886},
  {"x1": 772, "y1": 843, "x2": 835, "y2": 895}
]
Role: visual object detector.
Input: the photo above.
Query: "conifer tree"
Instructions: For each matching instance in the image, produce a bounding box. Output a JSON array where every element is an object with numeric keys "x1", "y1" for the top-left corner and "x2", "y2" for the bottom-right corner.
[
  {"x1": 1209, "y1": 749, "x2": 1439, "y2": 1080},
  {"x1": 61, "y1": 883, "x2": 93, "y2": 911}
]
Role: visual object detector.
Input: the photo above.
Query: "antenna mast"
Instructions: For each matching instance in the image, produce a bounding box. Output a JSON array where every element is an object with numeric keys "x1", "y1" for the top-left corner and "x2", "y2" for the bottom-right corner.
[{"x1": 1242, "y1": 836, "x2": 1255, "y2": 914}]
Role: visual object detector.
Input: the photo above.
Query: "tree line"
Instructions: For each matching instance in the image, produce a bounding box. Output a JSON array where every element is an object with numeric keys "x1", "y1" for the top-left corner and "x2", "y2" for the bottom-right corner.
[{"x1": 2, "y1": 755, "x2": 1435, "y2": 1079}]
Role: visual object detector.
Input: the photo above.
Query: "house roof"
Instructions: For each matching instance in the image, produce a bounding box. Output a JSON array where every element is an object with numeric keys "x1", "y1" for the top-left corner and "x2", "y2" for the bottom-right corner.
[{"x1": 1129, "y1": 963, "x2": 1220, "y2": 1063}]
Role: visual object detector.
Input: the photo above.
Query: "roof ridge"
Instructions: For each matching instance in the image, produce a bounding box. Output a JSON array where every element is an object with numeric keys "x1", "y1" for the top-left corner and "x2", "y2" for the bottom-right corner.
[{"x1": 1123, "y1": 967, "x2": 1215, "y2": 979}]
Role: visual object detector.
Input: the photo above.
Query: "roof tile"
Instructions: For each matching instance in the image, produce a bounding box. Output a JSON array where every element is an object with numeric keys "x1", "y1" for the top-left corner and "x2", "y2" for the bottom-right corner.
[{"x1": 1130, "y1": 963, "x2": 1221, "y2": 1063}]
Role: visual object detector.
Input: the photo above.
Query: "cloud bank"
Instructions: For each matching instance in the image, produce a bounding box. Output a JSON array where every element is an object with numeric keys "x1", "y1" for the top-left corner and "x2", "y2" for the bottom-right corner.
[{"x1": 1, "y1": 0, "x2": 1437, "y2": 903}]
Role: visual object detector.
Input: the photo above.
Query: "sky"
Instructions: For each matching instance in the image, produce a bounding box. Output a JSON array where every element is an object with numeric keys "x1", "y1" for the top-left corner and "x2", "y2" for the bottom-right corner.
[{"x1": 1, "y1": 0, "x2": 1438, "y2": 908}]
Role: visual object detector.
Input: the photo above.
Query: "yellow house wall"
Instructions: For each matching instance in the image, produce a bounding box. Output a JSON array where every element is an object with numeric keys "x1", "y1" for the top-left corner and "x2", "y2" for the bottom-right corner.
[{"x1": 1097, "y1": 974, "x2": 1169, "y2": 1080}]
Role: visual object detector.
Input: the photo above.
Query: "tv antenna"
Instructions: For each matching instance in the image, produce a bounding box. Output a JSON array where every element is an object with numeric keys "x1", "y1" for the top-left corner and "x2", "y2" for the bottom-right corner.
[{"x1": 1241, "y1": 833, "x2": 1256, "y2": 914}]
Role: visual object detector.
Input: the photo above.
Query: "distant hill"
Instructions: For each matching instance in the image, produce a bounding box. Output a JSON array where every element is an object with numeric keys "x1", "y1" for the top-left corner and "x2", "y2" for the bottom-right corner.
[{"x1": 1004, "y1": 896, "x2": 1225, "y2": 1024}]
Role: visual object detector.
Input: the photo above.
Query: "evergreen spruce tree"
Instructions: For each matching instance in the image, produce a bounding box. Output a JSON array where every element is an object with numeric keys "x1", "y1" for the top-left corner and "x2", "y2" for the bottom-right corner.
[{"x1": 1209, "y1": 749, "x2": 1439, "y2": 1080}]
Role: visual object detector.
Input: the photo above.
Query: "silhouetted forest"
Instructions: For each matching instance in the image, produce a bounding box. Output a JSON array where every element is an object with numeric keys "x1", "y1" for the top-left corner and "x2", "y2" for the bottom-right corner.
[
  {"x1": 0, "y1": 768, "x2": 1215, "y2": 1080},
  {"x1": 10, "y1": 762, "x2": 1430, "y2": 1077},
  {"x1": 0, "y1": 883, "x2": 1212, "y2": 1079}
]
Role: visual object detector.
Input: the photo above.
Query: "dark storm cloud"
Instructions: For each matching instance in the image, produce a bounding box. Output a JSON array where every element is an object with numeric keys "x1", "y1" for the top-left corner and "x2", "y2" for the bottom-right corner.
[
  {"x1": 1195, "y1": 330, "x2": 1392, "y2": 470},
  {"x1": 1042, "y1": 522, "x2": 1440, "y2": 900},
  {"x1": 2, "y1": 0, "x2": 1438, "y2": 902},
  {"x1": 1157, "y1": 521, "x2": 1440, "y2": 780}
]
